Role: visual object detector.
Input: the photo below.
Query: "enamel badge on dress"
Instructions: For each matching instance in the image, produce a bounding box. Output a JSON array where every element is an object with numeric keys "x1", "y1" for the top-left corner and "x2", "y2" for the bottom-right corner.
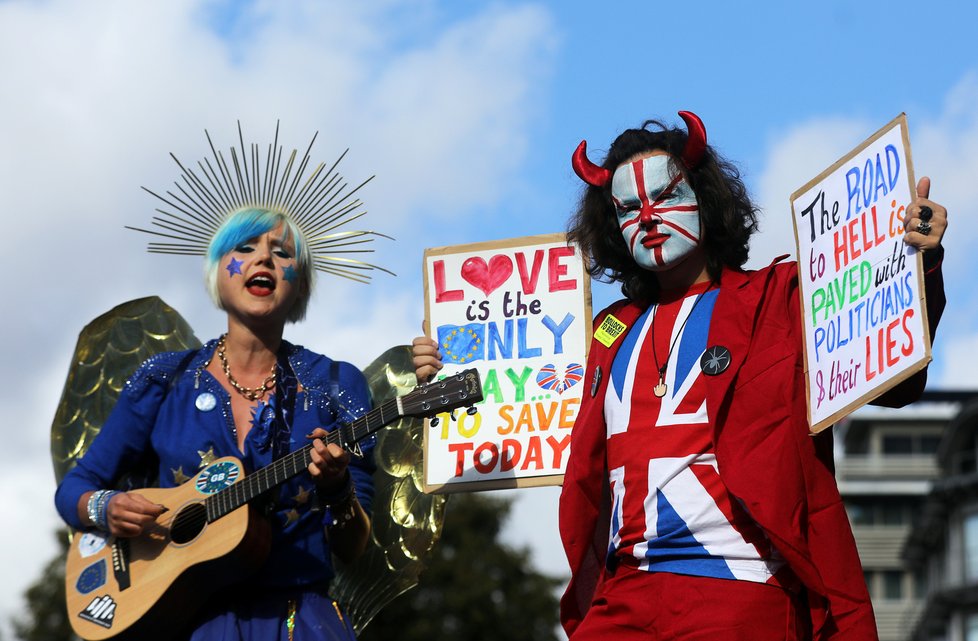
[
  {"x1": 700, "y1": 346, "x2": 731, "y2": 376},
  {"x1": 591, "y1": 366, "x2": 602, "y2": 397},
  {"x1": 195, "y1": 392, "x2": 217, "y2": 411}
]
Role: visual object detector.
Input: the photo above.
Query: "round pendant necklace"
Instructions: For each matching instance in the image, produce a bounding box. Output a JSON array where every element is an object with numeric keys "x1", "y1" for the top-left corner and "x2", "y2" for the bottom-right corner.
[
  {"x1": 650, "y1": 286, "x2": 713, "y2": 398},
  {"x1": 216, "y1": 334, "x2": 277, "y2": 401}
]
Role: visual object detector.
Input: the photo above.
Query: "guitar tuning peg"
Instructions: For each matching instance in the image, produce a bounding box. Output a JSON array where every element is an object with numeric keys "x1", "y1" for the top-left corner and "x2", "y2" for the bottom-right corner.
[
  {"x1": 430, "y1": 416, "x2": 440, "y2": 428},
  {"x1": 466, "y1": 406, "x2": 478, "y2": 416}
]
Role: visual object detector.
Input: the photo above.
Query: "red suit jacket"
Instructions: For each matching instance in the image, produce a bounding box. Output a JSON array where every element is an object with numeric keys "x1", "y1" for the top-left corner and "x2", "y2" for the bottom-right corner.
[{"x1": 559, "y1": 258, "x2": 945, "y2": 640}]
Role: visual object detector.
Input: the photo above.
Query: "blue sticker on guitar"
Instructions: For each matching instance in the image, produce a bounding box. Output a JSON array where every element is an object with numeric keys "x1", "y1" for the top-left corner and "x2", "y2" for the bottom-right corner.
[
  {"x1": 76, "y1": 559, "x2": 107, "y2": 595},
  {"x1": 195, "y1": 461, "x2": 240, "y2": 495}
]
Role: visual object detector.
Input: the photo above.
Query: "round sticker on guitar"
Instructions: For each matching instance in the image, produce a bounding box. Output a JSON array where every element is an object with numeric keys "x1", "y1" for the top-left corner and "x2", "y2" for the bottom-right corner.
[{"x1": 195, "y1": 461, "x2": 241, "y2": 495}]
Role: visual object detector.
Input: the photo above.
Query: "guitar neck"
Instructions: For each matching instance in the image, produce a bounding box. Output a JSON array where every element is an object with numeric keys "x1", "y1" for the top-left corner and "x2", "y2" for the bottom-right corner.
[{"x1": 204, "y1": 395, "x2": 401, "y2": 522}]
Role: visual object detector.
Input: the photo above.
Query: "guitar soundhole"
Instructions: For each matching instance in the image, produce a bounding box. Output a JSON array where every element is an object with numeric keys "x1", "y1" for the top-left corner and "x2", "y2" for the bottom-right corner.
[{"x1": 170, "y1": 503, "x2": 207, "y2": 544}]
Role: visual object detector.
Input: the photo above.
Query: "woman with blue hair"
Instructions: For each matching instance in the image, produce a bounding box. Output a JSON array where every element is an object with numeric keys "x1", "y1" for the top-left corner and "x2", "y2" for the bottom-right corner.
[{"x1": 56, "y1": 127, "x2": 390, "y2": 640}]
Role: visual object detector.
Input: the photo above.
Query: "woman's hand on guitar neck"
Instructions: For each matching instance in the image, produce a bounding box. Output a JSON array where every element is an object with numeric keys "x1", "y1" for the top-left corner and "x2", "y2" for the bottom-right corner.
[{"x1": 306, "y1": 427, "x2": 352, "y2": 493}]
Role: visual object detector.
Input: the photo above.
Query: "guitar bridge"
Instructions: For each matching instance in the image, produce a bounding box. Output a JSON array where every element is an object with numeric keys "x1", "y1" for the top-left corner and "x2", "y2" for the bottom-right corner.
[{"x1": 111, "y1": 538, "x2": 131, "y2": 591}]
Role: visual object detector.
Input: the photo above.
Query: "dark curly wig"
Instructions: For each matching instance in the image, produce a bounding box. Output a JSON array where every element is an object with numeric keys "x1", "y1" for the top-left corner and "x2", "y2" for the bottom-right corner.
[{"x1": 567, "y1": 118, "x2": 759, "y2": 302}]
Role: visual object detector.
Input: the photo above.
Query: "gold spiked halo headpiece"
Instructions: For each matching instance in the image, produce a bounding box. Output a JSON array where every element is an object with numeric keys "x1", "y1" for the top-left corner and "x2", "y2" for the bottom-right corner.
[{"x1": 128, "y1": 123, "x2": 393, "y2": 284}]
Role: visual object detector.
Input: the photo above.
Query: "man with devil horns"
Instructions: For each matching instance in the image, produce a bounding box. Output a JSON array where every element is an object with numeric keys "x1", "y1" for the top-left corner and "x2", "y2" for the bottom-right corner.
[
  {"x1": 409, "y1": 112, "x2": 947, "y2": 639},
  {"x1": 552, "y1": 111, "x2": 947, "y2": 640}
]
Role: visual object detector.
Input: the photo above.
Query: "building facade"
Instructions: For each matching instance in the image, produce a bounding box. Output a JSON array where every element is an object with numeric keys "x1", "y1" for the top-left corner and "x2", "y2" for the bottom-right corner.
[
  {"x1": 903, "y1": 396, "x2": 978, "y2": 641},
  {"x1": 836, "y1": 394, "x2": 970, "y2": 641}
]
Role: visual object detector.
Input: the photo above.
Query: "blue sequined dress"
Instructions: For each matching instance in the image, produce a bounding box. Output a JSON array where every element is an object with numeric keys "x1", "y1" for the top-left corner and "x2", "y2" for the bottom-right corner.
[{"x1": 56, "y1": 338, "x2": 376, "y2": 640}]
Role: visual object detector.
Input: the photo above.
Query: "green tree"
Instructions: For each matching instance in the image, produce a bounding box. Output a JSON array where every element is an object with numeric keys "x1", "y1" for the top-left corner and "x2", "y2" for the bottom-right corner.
[
  {"x1": 12, "y1": 530, "x2": 75, "y2": 641},
  {"x1": 359, "y1": 492, "x2": 563, "y2": 641}
]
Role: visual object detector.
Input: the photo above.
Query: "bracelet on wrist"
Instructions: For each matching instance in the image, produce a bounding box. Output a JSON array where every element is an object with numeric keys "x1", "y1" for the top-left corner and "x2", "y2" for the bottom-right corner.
[
  {"x1": 87, "y1": 490, "x2": 120, "y2": 531},
  {"x1": 326, "y1": 486, "x2": 358, "y2": 530}
]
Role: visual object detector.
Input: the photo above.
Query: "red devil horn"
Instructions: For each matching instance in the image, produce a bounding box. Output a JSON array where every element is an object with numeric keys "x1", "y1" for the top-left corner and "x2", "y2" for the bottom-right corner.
[
  {"x1": 572, "y1": 140, "x2": 613, "y2": 187},
  {"x1": 678, "y1": 110, "x2": 707, "y2": 168}
]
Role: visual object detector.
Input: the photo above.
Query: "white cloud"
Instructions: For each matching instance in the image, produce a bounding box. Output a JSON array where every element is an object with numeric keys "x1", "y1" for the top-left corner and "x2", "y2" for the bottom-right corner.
[
  {"x1": 753, "y1": 76, "x2": 978, "y2": 390},
  {"x1": 941, "y1": 333, "x2": 978, "y2": 390},
  {"x1": 0, "y1": 0, "x2": 556, "y2": 634},
  {"x1": 750, "y1": 117, "x2": 872, "y2": 268}
]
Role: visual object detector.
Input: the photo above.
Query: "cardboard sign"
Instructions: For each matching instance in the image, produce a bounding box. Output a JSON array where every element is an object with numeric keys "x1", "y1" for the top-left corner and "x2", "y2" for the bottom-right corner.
[
  {"x1": 790, "y1": 114, "x2": 931, "y2": 433},
  {"x1": 422, "y1": 233, "x2": 592, "y2": 493}
]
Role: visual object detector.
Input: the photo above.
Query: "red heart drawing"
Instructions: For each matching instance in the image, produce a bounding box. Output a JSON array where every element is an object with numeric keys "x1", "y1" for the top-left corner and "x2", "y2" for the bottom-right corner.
[{"x1": 461, "y1": 255, "x2": 513, "y2": 297}]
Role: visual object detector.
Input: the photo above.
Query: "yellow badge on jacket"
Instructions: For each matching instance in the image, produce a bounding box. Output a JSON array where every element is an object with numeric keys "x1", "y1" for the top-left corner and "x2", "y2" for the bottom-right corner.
[{"x1": 594, "y1": 314, "x2": 627, "y2": 347}]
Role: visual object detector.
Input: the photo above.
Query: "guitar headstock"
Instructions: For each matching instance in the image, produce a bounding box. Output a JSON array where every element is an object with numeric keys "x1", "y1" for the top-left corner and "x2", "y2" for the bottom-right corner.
[{"x1": 400, "y1": 369, "x2": 483, "y2": 419}]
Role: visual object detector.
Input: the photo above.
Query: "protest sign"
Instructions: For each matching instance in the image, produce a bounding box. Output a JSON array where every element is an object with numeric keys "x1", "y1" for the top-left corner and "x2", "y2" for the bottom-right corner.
[
  {"x1": 791, "y1": 114, "x2": 931, "y2": 433},
  {"x1": 422, "y1": 233, "x2": 591, "y2": 492}
]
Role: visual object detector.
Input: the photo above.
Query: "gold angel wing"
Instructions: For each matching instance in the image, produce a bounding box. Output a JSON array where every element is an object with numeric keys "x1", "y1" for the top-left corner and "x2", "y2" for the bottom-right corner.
[
  {"x1": 331, "y1": 345, "x2": 449, "y2": 634},
  {"x1": 50, "y1": 296, "x2": 202, "y2": 485}
]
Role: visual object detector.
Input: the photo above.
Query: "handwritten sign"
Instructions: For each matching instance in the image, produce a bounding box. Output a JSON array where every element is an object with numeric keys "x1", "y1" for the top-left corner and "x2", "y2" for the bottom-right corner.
[
  {"x1": 422, "y1": 233, "x2": 591, "y2": 493},
  {"x1": 790, "y1": 114, "x2": 931, "y2": 433}
]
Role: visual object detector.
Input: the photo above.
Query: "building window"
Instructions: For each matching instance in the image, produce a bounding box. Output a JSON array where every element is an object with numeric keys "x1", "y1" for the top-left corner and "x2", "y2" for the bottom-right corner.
[
  {"x1": 965, "y1": 512, "x2": 978, "y2": 581},
  {"x1": 845, "y1": 498, "x2": 915, "y2": 527},
  {"x1": 880, "y1": 431, "x2": 946, "y2": 456},
  {"x1": 881, "y1": 501, "x2": 907, "y2": 526},
  {"x1": 882, "y1": 434, "x2": 913, "y2": 454},
  {"x1": 921, "y1": 435, "x2": 941, "y2": 454},
  {"x1": 883, "y1": 571, "x2": 903, "y2": 600},
  {"x1": 847, "y1": 501, "x2": 872, "y2": 526}
]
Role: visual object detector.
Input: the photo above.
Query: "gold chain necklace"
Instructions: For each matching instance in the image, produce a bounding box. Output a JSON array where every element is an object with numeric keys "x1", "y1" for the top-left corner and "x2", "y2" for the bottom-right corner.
[{"x1": 216, "y1": 334, "x2": 277, "y2": 401}]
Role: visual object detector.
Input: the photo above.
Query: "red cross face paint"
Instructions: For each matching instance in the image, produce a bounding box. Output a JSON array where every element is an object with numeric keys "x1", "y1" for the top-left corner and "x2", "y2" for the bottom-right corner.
[{"x1": 611, "y1": 153, "x2": 701, "y2": 272}]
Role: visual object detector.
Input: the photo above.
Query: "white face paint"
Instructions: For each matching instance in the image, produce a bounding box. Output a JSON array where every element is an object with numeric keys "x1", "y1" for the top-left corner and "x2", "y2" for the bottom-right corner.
[{"x1": 611, "y1": 154, "x2": 701, "y2": 272}]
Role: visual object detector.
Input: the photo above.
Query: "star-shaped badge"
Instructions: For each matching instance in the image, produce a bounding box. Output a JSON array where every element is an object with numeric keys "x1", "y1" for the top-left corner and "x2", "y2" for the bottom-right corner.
[
  {"x1": 700, "y1": 345, "x2": 731, "y2": 376},
  {"x1": 172, "y1": 466, "x2": 190, "y2": 485},
  {"x1": 226, "y1": 257, "x2": 243, "y2": 277},
  {"x1": 197, "y1": 446, "x2": 217, "y2": 468},
  {"x1": 292, "y1": 485, "x2": 311, "y2": 505}
]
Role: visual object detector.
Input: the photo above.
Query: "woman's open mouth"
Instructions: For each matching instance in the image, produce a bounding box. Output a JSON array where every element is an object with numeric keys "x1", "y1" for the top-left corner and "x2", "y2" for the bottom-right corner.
[{"x1": 246, "y1": 272, "x2": 276, "y2": 296}]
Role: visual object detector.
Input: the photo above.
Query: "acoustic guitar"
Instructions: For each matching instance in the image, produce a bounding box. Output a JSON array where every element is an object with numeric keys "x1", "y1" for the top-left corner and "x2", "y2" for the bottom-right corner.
[{"x1": 65, "y1": 368, "x2": 482, "y2": 641}]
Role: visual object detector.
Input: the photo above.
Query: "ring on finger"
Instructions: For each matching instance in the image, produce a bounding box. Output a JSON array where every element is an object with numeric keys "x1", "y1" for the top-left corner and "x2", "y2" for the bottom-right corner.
[
  {"x1": 916, "y1": 220, "x2": 932, "y2": 236},
  {"x1": 919, "y1": 205, "x2": 933, "y2": 222}
]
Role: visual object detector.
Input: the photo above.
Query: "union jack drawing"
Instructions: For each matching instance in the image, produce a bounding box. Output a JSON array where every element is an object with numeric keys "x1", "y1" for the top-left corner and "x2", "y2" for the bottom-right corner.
[
  {"x1": 536, "y1": 363, "x2": 584, "y2": 394},
  {"x1": 603, "y1": 289, "x2": 784, "y2": 584}
]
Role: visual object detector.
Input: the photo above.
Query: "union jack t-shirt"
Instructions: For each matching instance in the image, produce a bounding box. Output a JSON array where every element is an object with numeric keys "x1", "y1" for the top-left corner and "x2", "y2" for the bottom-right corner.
[{"x1": 604, "y1": 282, "x2": 787, "y2": 585}]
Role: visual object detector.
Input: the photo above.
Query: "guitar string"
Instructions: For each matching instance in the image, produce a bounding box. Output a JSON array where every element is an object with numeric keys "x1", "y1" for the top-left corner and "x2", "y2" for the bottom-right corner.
[
  {"x1": 89, "y1": 384, "x2": 464, "y2": 542},
  {"x1": 149, "y1": 393, "x2": 435, "y2": 533},
  {"x1": 148, "y1": 382, "x2": 469, "y2": 534}
]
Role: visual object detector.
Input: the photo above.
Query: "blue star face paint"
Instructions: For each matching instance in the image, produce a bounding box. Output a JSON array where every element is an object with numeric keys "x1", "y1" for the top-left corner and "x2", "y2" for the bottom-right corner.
[
  {"x1": 282, "y1": 264, "x2": 298, "y2": 283},
  {"x1": 226, "y1": 257, "x2": 244, "y2": 277}
]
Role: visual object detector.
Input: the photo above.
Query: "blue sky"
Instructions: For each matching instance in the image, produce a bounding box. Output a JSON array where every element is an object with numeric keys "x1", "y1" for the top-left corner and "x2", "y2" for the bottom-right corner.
[{"x1": 1, "y1": 1, "x2": 975, "y2": 635}]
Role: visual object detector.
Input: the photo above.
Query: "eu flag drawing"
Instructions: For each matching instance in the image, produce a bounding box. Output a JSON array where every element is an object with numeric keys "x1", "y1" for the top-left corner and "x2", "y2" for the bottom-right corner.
[{"x1": 437, "y1": 323, "x2": 486, "y2": 364}]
